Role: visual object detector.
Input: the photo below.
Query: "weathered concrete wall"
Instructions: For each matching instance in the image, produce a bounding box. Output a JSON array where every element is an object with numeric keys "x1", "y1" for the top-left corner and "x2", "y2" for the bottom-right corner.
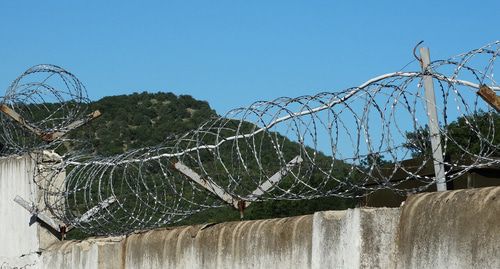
[
  {"x1": 41, "y1": 237, "x2": 123, "y2": 269},
  {"x1": 41, "y1": 208, "x2": 400, "y2": 269},
  {"x1": 395, "y1": 186, "x2": 500, "y2": 269},
  {"x1": 39, "y1": 187, "x2": 500, "y2": 269},
  {"x1": 2, "y1": 153, "x2": 498, "y2": 269},
  {"x1": 125, "y1": 215, "x2": 314, "y2": 269},
  {"x1": 42, "y1": 215, "x2": 314, "y2": 269},
  {"x1": 311, "y1": 208, "x2": 399, "y2": 269},
  {"x1": 0, "y1": 155, "x2": 39, "y2": 268},
  {"x1": 0, "y1": 153, "x2": 65, "y2": 269}
]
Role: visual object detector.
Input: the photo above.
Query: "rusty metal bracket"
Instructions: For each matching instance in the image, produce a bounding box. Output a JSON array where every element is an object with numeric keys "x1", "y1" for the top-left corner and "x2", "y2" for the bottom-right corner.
[
  {"x1": 44, "y1": 110, "x2": 102, "y2": 141},
  {"x1": 14, "y1": 195, "x2": 62, "y2": 234},
  {"x1": 0, "y1": 104, "x2": 102, "y2": 142},
  {"x1": 236, "y1": 155, "x2": 303, "y2": 214},
  {"x1": 14, "y1": 194, "x2": 115, "y2": 240},
  {"x1": 174, "y1": 155, "x2": 303, "y2": 219},
  {"x1": 173, "y1": 161, "x2": 239, "y2": 207},
  {"x1": 477, "y1": 85, "x2": 500, "y2": 112},
  {"x1": 0, "y1": 105, "x2": 43, "y2": 137},
  {"x1": 60, "y1": 196, "x2": 116, "y2": 239}
]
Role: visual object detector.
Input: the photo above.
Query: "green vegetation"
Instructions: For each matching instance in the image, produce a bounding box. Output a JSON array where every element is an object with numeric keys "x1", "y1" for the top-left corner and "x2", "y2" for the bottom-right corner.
[
  {"x1": 404, "y1": 111, "x2": 500, "y2": 159},
  {"x1": 64, "y1": 92, "x2": 357, "y2": 238},
  {"x1": 6, "y1": 89, "x2": 494, "y2": 239},
  {"x1": 70, "y1": 91, "x2": 216, "y2": 155},
  {"x1": 5, "y1": 91, "x2": 496, "y2": 238}
]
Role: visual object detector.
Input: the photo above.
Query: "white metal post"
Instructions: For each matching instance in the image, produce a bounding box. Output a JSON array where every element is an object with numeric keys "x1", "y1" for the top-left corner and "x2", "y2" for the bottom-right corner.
[{"x1": 420, "y1": 47, "x2": 447, "y2": 191}]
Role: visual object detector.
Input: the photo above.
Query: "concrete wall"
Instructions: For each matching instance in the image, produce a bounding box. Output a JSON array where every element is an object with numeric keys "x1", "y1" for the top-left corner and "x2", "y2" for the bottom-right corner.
[
  {"x1": 0, "y1": 153, "x2": 64, "y2": 269},
  {"x1": 39, "y1": 187, "x2": 500, "y2": 269},
  {"x1": 395, "y1": 186, "x2": 500, "y2": 269},
  {"x1": 1, "y1": 152, "x2": 498, "y2": 268},
  {"x1": 0, "y1": 155, "x2": 40, "y2": 269},
  {"x1": 41, "y1": 208, "x2": 400, "y2": 269}
]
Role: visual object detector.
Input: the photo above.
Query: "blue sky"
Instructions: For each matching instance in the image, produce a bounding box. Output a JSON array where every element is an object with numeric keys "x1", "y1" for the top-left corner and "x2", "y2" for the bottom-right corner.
[{"x1": 0, "y1": 1, "x2": 498, "y2": 114}]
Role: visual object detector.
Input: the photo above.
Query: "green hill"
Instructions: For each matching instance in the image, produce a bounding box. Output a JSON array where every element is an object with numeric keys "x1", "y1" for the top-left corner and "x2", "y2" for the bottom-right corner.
[
  {"x1": 75, "y1": 91, "x2": 217, "y2": 155},
  {"x1": 62, "y1": 91, "x2": 357, "y2": 237}
]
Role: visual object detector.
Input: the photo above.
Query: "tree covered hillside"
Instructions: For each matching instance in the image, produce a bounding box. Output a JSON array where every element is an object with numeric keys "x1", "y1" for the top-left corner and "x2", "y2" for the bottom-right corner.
[
  {"x1": 80, "y1": 91, "x2": 216, "y2": 155},
  {"x1": 65, "y1": 92, "x2": 356, "y2": 238}
]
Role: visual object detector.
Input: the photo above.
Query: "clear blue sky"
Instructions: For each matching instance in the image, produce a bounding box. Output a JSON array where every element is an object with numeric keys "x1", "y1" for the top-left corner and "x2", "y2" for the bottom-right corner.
[{"x1": 0, "y1": 1, "x2": 498, "y2": 114}]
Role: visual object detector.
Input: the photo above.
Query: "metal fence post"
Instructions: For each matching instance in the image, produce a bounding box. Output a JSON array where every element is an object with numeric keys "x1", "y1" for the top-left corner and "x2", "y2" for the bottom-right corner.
[{"x1": 420, "y1": 47, "x2": 447, "y2": 191}]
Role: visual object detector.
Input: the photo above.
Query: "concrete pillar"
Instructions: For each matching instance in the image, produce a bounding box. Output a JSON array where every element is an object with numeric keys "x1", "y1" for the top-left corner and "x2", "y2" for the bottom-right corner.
[{"x1": 0, "y1": 152, "x2": 65, "y2": 268}]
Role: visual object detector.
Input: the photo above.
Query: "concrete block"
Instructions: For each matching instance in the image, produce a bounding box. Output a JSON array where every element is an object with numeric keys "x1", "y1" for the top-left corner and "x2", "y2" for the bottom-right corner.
[{"x1": 395, "y1": 187, "x2": 500, "y2": 269}]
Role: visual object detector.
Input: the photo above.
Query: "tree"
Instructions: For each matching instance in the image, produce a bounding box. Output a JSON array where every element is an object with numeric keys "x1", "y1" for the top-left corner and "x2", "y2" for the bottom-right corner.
[{"x1": 404, "y1": 112, "x2": 499, "y2": 159}]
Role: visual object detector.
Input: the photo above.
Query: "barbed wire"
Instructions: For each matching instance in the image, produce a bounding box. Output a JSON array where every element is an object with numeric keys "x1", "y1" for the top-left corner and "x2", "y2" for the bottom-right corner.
[
  {"x1": 1, "y1": 42, "x2": 499, "y2": 235},
  {"x1": 0, "y1": 64, "x2": 91, "y2": 156}
]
